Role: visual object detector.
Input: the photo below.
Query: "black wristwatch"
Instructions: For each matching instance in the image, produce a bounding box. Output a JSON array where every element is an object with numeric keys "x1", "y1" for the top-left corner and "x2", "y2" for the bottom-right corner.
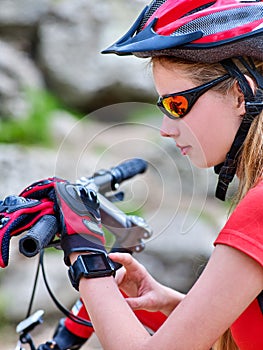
[{"x1": 68, "y1": 252, "x2": 116, "y2": 290}]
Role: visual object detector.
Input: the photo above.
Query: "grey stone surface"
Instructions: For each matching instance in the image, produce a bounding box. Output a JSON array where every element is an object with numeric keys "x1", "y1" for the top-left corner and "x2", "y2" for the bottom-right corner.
[
  {"x1": 0, "y1": 40, "x2": 43, "y2": 118},
  {"x1": 0, "y1": 0, "x2": 154, "y2": 118}
]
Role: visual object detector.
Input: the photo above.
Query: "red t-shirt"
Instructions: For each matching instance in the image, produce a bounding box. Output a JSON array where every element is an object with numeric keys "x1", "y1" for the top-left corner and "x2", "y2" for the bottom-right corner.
[{"x1": 214, "y1": 181, "x2": 263, "y2": 349}]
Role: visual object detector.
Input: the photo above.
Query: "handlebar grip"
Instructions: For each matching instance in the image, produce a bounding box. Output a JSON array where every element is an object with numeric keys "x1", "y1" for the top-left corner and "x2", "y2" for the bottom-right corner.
[
  {"x1": 88, "y1": 158, "x2": 148, "y2": 192},
  {"x1": 111, "y1": 158, "x2": 147, "y2": 183},
  {"x1": 19, "y1": 215, "x2": 58, "y2": 257}
]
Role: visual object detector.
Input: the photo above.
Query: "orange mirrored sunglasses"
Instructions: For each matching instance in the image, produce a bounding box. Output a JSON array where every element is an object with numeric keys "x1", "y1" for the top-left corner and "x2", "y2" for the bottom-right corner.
[{"x1": 157, "y1": 74, "x2": 230, "y2": 119}]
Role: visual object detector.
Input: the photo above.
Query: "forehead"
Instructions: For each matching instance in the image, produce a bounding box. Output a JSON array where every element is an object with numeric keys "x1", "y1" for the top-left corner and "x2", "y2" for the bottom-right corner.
[
  {"x1": 152, "y1": 60, "x2": 196, "y2": 95},
  {"x1": 152, "y1": 57, "x2": 189, "y2": 72}
]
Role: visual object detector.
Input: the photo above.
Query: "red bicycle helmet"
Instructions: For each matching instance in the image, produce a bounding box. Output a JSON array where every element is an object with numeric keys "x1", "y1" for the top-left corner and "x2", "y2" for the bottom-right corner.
[{"x1": 103, "y1": 0, "x2": 263, "y2": 63}]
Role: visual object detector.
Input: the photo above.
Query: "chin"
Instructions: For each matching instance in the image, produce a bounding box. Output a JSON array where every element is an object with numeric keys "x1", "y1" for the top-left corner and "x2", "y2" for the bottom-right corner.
[
  {"x1": 195, "y1": 163, "x2": 210, "y2": 169},
  {"x1": 188, "y1": 151, "x2": 224, "y2": 169},
  {"x1": 189, "y1": 157, "x2": 210, "y2": 169},
  {"x1": 191, "y1": 159, "x2": 219, "y2": 169}
]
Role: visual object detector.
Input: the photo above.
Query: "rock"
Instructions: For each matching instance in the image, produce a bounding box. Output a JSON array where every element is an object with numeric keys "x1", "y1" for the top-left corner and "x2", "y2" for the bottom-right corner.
[
  {"x1": 0, "y1": 0, "x2": 154, "y2": 120},
  {"x1": 37, "y1": 0, "x2": 154, "y2": 112},
  {"x1": 0, "y1": 144, "x2": 57, "y2": 198},
  {"x1": 0, "y1": 0, "x2": 50, "y2": 52},
  {"x1": 0, "y1": 0, "x2": 49, "y2": 26},
  {"x1": 0, "y1": 40, "x2": 44, "y2": 119}
]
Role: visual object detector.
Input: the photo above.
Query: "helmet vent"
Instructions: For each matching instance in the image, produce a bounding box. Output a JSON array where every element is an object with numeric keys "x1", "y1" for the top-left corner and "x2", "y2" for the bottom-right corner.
[
  {"x1": 172, "y1": 6, "x2": 263, "y2": 38},
  {"x1": 138, "y1": 0, "x2": 166, "y2": 32},
  {"x1": 138, "y1": 1, "x2": 216, "y2": 32},
  {"x1": 182, "y1": 2, "x2": 216, "y2": 18}
]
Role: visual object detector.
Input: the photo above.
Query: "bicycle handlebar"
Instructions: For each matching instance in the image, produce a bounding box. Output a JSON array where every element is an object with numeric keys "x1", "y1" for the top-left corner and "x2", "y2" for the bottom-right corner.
[
  {"x1": 19, "y1": 215, "x2": 59, "y2": 257},
  {"x1": 19, "y1": 158, "x2": 150, "y2": 257},
  {"x1": 77, "y1": 157, "x2": 147, "y2": 193}
]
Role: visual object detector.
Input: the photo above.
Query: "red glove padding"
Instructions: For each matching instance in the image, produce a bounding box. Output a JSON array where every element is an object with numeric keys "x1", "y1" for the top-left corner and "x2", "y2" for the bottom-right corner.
[
  {"x1": 55, "y1": 182, "x2": 105, "y2": 265},
  {"x1": 20, "y1": 177, "x2": 66, "y2": 202},
  {"x1": 0, "y1": 195, "x2": 55, "y2": 268},
  {"x1": 20, "y1": 178, "x2": 105, "y2": 265}
]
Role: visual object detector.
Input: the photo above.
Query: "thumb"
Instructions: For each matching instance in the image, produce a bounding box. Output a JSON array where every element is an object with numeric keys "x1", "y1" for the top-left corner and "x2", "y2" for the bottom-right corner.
[{"x1": 125, "y1": 295, "x2": 150, "y2": 310}]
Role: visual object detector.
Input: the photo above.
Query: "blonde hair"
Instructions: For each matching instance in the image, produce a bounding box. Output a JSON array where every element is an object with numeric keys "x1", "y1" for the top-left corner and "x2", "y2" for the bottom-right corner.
[
  {"x1": 152, "y1": 56, "x2": 263, "y2": 350},
  {"x1": 213, "y1": 329, "x2": 239, "y2": 350},
  {"x1": 235, "y1": 109, "x2": 263, "y2": 202}
]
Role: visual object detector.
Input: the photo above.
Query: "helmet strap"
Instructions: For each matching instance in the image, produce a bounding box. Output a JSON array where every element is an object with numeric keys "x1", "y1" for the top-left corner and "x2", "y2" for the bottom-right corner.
[
  {"x1": 214, "y1": 58, "x2": 263, "y2": 201},
  {"x1": 221, "y1": 58, "x2": 254, "y2": 98},
  {"x1": 215, "y1": 113, "x2": 253, "y2": 201},
  {"x1": 238, "y1": 57, "x2": 263, "y2": 89}
]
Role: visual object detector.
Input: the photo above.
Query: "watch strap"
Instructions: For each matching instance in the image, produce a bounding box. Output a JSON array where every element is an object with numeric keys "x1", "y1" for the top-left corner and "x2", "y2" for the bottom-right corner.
[{"x1": 68, "y1": 253, "x2": 116, "y2": 290}]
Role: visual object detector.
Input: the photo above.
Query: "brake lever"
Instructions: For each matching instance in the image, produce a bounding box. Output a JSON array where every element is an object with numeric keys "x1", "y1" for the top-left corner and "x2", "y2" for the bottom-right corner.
[
  {"x1": 98, "y1": 194, "x2": 153, "y2": 253},
  {"x1": 112, "y1": 215, "x2": 152, "y2": 253}
]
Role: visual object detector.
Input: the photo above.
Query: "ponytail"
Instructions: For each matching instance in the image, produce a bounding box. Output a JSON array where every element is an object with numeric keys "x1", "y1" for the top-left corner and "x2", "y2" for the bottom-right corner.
[
  {"x1": 235, "y1": 109, "x2": 263, "y2": 203},
  {"x1": 213, "y1": 329, "x2": 239, "y2": 350}
]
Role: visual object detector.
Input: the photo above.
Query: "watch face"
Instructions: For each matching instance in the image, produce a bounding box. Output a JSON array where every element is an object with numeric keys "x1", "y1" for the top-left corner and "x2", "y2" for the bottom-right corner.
[{"x1": 82, "y1": 253, "x2": 111, "y2": 272}]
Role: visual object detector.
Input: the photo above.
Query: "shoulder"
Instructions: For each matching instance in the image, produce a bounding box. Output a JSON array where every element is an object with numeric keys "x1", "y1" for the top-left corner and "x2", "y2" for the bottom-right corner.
[
  {"x1": 214, "y1": 180, "x2": 263, "y2": 267},
  {"x1": 231, "y1": 180, "x2": 263, "y2": 223},
  {"x1": 238, "y1": 180, "x2": 263, "y2": 208}
]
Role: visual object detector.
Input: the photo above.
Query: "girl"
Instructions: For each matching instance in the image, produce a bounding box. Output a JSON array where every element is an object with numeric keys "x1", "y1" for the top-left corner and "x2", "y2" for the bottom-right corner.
[
  {"x1": 69, "y1": 1, "x2": 263, "y2": 349},
  {"x1": 14, "y1": 1, "x2": 263, "y2": 349}
]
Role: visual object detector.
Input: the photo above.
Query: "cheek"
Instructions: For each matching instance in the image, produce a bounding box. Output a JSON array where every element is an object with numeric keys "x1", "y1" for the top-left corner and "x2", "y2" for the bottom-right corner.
[
  {"x1": 184, "y1": 96, "x2": 242, "y2": 167},
  {"x1": 199, "y1": 131, "x2": 229, "y2": 167}
]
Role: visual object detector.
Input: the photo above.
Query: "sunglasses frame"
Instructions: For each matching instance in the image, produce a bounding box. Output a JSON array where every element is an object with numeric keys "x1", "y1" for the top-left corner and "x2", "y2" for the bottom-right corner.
[{"x1": 157, "y1": 74, "x2": 231, "y2": 119}]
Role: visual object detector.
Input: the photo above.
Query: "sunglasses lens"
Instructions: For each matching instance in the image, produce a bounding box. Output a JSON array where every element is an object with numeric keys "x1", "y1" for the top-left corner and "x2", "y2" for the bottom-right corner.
[{"x1": 162, "y1": 96, "x2": 189, "y2": 118}]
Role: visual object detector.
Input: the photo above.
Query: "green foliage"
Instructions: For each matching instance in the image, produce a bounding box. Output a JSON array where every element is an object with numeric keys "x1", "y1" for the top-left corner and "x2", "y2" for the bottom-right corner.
[
  {"x1": 115, "y1": 201, "x2": 144, "y2": 218},
  {"x1": 0, "y1": 89, "x2": 68, "y2": 146},
  {"x1": 0, "y1": 292, "x2": 9, "y2": 328}
]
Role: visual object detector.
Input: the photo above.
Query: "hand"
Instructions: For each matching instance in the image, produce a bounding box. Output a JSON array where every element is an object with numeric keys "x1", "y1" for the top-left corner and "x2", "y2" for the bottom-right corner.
[
  {"x1": 19, "y1": 177, "x2": 66, "y2": 202},
  {"x1": 20, "y1": 178, "x2": 106, "y2": 265},
  {"x1": 55, "y1": 181, "x2": 106, "y2": 265},
  {"x1": 0, "y1": 195, "x2": 55, "y2": 268},
  {"x1": 109, "y1": 252, "x2": 184, "y2": 315}
]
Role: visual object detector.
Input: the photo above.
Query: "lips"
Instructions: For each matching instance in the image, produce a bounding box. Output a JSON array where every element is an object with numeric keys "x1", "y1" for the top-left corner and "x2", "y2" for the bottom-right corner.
[{"x1": 176, "y1": 144, "x2": 191, "y2": 155}]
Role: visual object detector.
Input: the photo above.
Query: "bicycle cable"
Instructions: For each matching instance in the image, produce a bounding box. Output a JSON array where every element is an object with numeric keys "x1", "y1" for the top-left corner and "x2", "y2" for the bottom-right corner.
[
  {"x1": 26, "y1": 254, "x2": 41, "y2": 318},
  {"x1": 39, "y1": 249, "x2": 93, "y2": 327}
]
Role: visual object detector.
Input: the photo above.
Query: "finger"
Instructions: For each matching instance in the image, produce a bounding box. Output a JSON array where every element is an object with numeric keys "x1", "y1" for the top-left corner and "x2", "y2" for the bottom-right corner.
[
  {"x1": 115, "y1": 266, "x2": 126, "y2": 284},
  {"x1": 3, "y1": 195, "x2": 28, "y2": 207},
  {"x1": 109, "y1": 253, "x2": 143, "y2": 274},
  {"x1": 125, "y1": 295, "x2": 150, "y2": 311}
]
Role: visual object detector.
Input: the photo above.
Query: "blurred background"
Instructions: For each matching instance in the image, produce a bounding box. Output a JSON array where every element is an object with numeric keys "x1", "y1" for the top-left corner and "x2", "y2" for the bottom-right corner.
[{"x1": 0, "y1": 0, "x2": 229, "y2": 348}]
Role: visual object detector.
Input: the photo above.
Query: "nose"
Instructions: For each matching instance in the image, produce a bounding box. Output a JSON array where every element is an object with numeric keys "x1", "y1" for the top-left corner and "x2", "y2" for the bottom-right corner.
[{"x1": 160, "y1": 115, "x2": 180, "y2": 138}]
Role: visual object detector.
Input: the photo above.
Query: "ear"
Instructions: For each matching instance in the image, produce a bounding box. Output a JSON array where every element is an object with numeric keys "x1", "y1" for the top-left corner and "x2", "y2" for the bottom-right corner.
[
  {"x1": 233, "y1": 75, "x2": 256, "y2": 113},
  {"x1": 233, "y1": 81, "x2": 245, "y2": 113}
]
